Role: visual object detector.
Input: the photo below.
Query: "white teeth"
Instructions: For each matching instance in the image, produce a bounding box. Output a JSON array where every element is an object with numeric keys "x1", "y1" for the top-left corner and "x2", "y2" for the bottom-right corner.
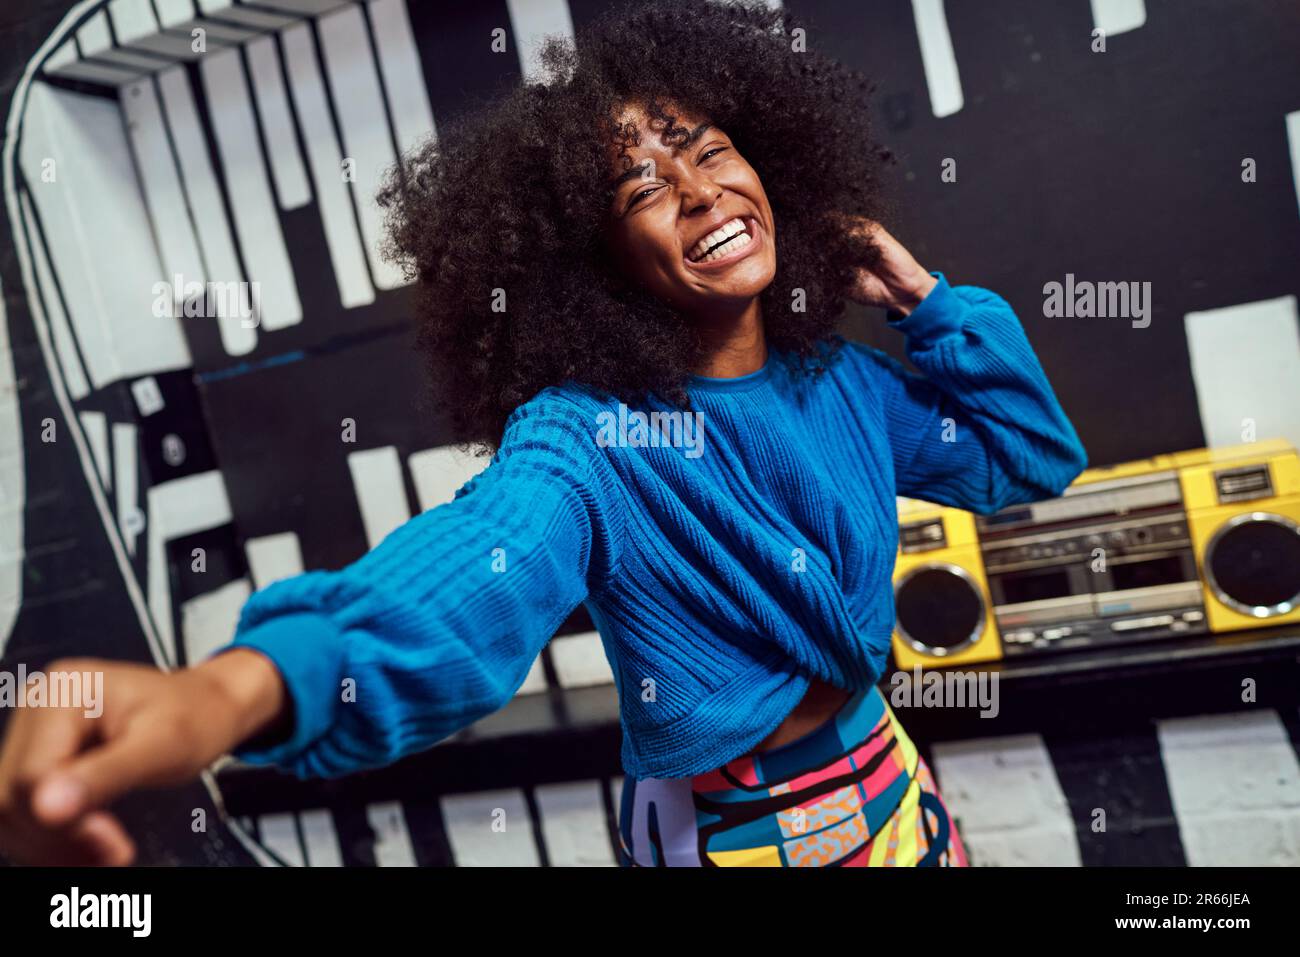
[
  {"x1": 702, "y1": 231, "x2": 752, "y2": 262},
  {"x1": 689, "y1": 217, "x2": 749, "y2": 261}
]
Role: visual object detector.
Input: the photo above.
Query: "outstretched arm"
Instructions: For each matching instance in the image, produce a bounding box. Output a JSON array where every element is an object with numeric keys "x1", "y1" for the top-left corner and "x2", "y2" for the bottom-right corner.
[
  {"x1": 0, "y1": 394, "x2": 620, "y2": 865},
  {"x1": 216, "y1": 394, "x2": 623, "y2": 779}
]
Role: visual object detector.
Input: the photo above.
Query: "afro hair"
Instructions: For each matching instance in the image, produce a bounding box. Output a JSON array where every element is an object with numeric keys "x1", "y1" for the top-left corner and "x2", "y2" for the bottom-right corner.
[{"x1": 378, "y1": 0, "x2": 895, "y2": 448}]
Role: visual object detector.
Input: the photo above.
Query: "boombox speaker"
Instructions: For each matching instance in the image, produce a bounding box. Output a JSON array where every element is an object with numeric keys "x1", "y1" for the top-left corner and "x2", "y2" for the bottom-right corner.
[
  {"x1": 1176, "y1": 442, "x2": 1300, "y2": 631},
  {"x1": 891, "y1": 501, "x2": 1002, "y2": 670}
]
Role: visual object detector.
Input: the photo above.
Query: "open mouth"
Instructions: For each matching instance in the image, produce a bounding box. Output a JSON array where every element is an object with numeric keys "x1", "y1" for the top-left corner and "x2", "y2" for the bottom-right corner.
[{"x1": 686, "y1": 216, "x2": 754, "y2": 264}]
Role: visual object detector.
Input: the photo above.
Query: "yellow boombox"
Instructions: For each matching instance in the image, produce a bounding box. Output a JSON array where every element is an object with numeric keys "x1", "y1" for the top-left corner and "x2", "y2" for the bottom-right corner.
[{"x1": 891, "y1": 438, "x2": 1300, "y2": 669}]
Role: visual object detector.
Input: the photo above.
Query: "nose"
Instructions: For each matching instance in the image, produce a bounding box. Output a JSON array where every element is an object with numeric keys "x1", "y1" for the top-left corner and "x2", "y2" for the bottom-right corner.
[{"x1": 678, "y1": 168, "x2": 723, "y2": 216}]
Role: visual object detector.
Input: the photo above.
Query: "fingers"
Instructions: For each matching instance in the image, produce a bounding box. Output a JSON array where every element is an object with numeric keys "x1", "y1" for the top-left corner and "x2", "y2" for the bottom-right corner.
[
  {"x1": 0, "y1": 659, "x2": 167, "y2": 865},
  {"x1": 0, "y1": 810, "x2": 135, "y2": 866},
  {"x1": 6, "y1": 706, "x2": 96, "y2": 806},
  {"x1": 43, "y1": 716, "x2": 192, "y2": 825},
  {"x1": 0, "y1": 707, "x2": 97, "y2": 860},
  {"x1": 2, "y1": 718, "x2": 160, "y2": 864},
  {"x1": 31, "y1": 772, "x2": 90, "y2": 826},
  {"x1": 71, "y1": 810, "x2": 137, "y2": 866}
]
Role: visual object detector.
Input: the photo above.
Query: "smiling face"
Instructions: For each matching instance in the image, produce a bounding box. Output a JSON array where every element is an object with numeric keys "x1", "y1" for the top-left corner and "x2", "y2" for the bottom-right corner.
[{"x1": 604, "y1": 104, "x2": 778, "y2": 320}]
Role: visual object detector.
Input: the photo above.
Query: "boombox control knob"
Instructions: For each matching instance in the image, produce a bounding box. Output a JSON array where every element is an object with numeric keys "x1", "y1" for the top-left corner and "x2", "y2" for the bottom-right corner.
[{"x1": 1108, "y1": 530, "x2": 1127, "y2": 546}]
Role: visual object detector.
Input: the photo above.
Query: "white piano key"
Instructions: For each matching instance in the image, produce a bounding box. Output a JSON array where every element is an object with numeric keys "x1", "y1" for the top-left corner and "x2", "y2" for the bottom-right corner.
[
  {"x1": 366, "y1": 0, "x2": 437, "y2": 154},
  {"x1": 155, "y1": 0, "x2": 250, "y2": 44},
  {"x1": 299, "y1": 809, "x2": 344, "y2": 867},
  {"x1": 200, "y1": 47, "x2": 303, "y2": 330},
  {"x1": 930, "y1": 734, "x2": 1083, "y2": 866},
  {"x1": 550, "y1": 630, "x2": 616, "y2": 688},
  {"x1": 0, "y1": 297, "x2": 20, "y2": 656},
  {"x1": 197, "y1": 21, "x2": 263, "y2": 45},
  {"x1": 506, "y1": 0, "x2": 576, "y2": 85},
  {"x1": 366, "y1": 801, "x2": 418, "y2": 867},
  {"x1": 120, "y1": 78, "x2": 208, "y2": 327},
  {"x1": 257, "y1": 812, "x2": 307, "y2": 867},
  {"x1": 0, "y1": 365, "x2": 17, "y2": 465},
  {"x1": 281, "y1": 22, "x2": 375, "y2": 308},
  {"x1": 517, "y1": 655, "x2": 550, "y2": 695},
  {"x1": 180, "y1": 577, "x2": 250, "y2": 664},
  {"x1": 19, "y1": 86, "x2": 115, "y2": 384},
  {"x1": 441, "y1": 790, "x2": 540, "y2": 866},
  {"x1": 0, "y1": 357, "x2": 17, "y2": 652},
  {"x1": 347, "y1": 446, "x2": 413, "y2": 547},
  {"x1": 407, "y1": 445, "x2": 487, "y2": 511},
  {"x1": 78, "y1": 411, "x2": 110, "y2": 490},
  {"x1": 1157, "y1": 711, "x2": 1300, "y2": 866},
  {"x1": 156, "y1": 66, "x2": 258, "y2": 355},
  {"x1": 155, "y1": 0, "x2": 239, "y2": 57},
  {"x1": 1090, "y1": 0, "x2": 1147, "y2": 36},
  {"x1": 109, "y1": 0, "x2": 198, "y2": 61},
  {"x1": 197, "y1": 0, "x2": 299, "y2": 30},
  {"x1": 146, "y1": 471, "x2": 235, "y2": 541},
  {"x1": 77, "y1": 9, "x2": 163, "y2": 73},
  {"x1": 1184, "y1": 296, "x2": 1300, "y2": 453},
  {"x1": 44, "y1": 38, "x2": 78, "y2": 72},
  {"x1": 42, "y1": 56, "x2": 141, "y2": 86},
  {"x1": 535, "y1": 780, "x2": 618, "y2": 866},
  {"x1": 107, "y1": 0, "x2": 157, "y2": 36},
  {"x1": 609, "y1": 777, "x2": 625, "y2": 859},
  {"x1": 244, "y1": 35, "x2": 312, "y2": 210},
  {"x1": 76, "y1": 8, "x2": 114, "y2": 52},
  {"x1": 145, "y1": 470, "x2": 235, "y2": 668},
  {"x1": 255, "y1": 0, "x2": 351, "y2": 14},
  {"x1": 1288, "y1": 111, "x2": 1300, "y2": 226},
  {"x1": 19, "y1": 191, "x2": 89, "y2": 401},
  {"x1": 112, "y1": 422, "x2": 140, "y2": 556},
  {"x1": 155, "y1": 0, "x2": 204, "y2": 27},
  {"x1": 317, "y1": 4, "x2": 405, "y2": 289},
  {"x1": 20, "y1": 83, "x2": 192, "y2": 384},
  {"x1": 910, "y1": 0, "x2": 964, "y2": 118},
  {"x1": 244, "y1": 531, "x2": 305, "y2": 587}
]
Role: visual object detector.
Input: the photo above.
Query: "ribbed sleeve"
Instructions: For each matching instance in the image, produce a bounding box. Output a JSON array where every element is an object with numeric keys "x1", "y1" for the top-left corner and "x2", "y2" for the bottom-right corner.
[
  {"x1": 204, "y1": 272, "x2": 1089, "y2": 782},
  {"x1": 850, "y1": 272, "x2": 1088, "y2": 514},
  {"x1": 215, "y1": 393, "x2": 622, "y2": 779}
]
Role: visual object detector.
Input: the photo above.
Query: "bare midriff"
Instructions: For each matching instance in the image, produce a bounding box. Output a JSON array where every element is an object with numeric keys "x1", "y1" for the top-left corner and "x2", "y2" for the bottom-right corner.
[{"x1": 744, "y1": 676, "x2": 853, "y2": 755}]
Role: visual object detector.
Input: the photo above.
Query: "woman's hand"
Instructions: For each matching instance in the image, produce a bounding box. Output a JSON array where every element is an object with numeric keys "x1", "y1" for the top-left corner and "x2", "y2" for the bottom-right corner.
[
  {"x1": 839, "y1": 216, "x2": 939, "y2": 316},
  {"x1": 0, "y1": 649, "x2": 288, "y2": 865}
]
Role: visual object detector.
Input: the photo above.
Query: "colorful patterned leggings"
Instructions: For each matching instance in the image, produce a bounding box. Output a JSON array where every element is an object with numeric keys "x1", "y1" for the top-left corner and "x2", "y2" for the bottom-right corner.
[{"x1": 617, "y1": 683, "x2": 969, "y2": 867}]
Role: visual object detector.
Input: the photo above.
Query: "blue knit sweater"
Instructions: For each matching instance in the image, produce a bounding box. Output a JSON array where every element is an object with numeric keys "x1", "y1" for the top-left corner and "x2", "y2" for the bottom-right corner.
[{"x1": 221, "y1": 272, "x2": 1088, "y2": 780}]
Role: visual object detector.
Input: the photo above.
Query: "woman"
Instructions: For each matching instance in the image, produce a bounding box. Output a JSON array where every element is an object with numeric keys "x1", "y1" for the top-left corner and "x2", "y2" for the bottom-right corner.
[{"x1": 0, "y1": 0, "x2": 1086, "y2": 867}]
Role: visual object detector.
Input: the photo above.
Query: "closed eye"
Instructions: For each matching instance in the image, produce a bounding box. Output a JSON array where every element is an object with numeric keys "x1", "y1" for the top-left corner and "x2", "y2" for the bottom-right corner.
[{"x1": 627, "y1": 185, "x2": 660, "y2": 209}]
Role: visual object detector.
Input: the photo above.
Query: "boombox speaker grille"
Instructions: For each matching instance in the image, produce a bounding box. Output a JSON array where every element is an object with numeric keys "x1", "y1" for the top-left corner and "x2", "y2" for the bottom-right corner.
[
  {"x1": 895, "y1": 563, "x2": 985, "y2": 654},
  {"x1": 1205, "y1": 512, "x2": 1300, "y2": 616}
]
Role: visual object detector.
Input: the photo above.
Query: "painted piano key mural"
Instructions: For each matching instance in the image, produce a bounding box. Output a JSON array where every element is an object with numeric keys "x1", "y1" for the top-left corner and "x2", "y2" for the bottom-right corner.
[{"x1": 1, "y1": 0, "x2": 1299, "y2": 866}]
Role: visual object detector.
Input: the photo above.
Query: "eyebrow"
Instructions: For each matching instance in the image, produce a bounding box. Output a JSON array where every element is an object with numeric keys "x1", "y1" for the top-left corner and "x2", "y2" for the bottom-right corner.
[{"x1": 609, "y1": 123, "x2": 715, "y2": 189}]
